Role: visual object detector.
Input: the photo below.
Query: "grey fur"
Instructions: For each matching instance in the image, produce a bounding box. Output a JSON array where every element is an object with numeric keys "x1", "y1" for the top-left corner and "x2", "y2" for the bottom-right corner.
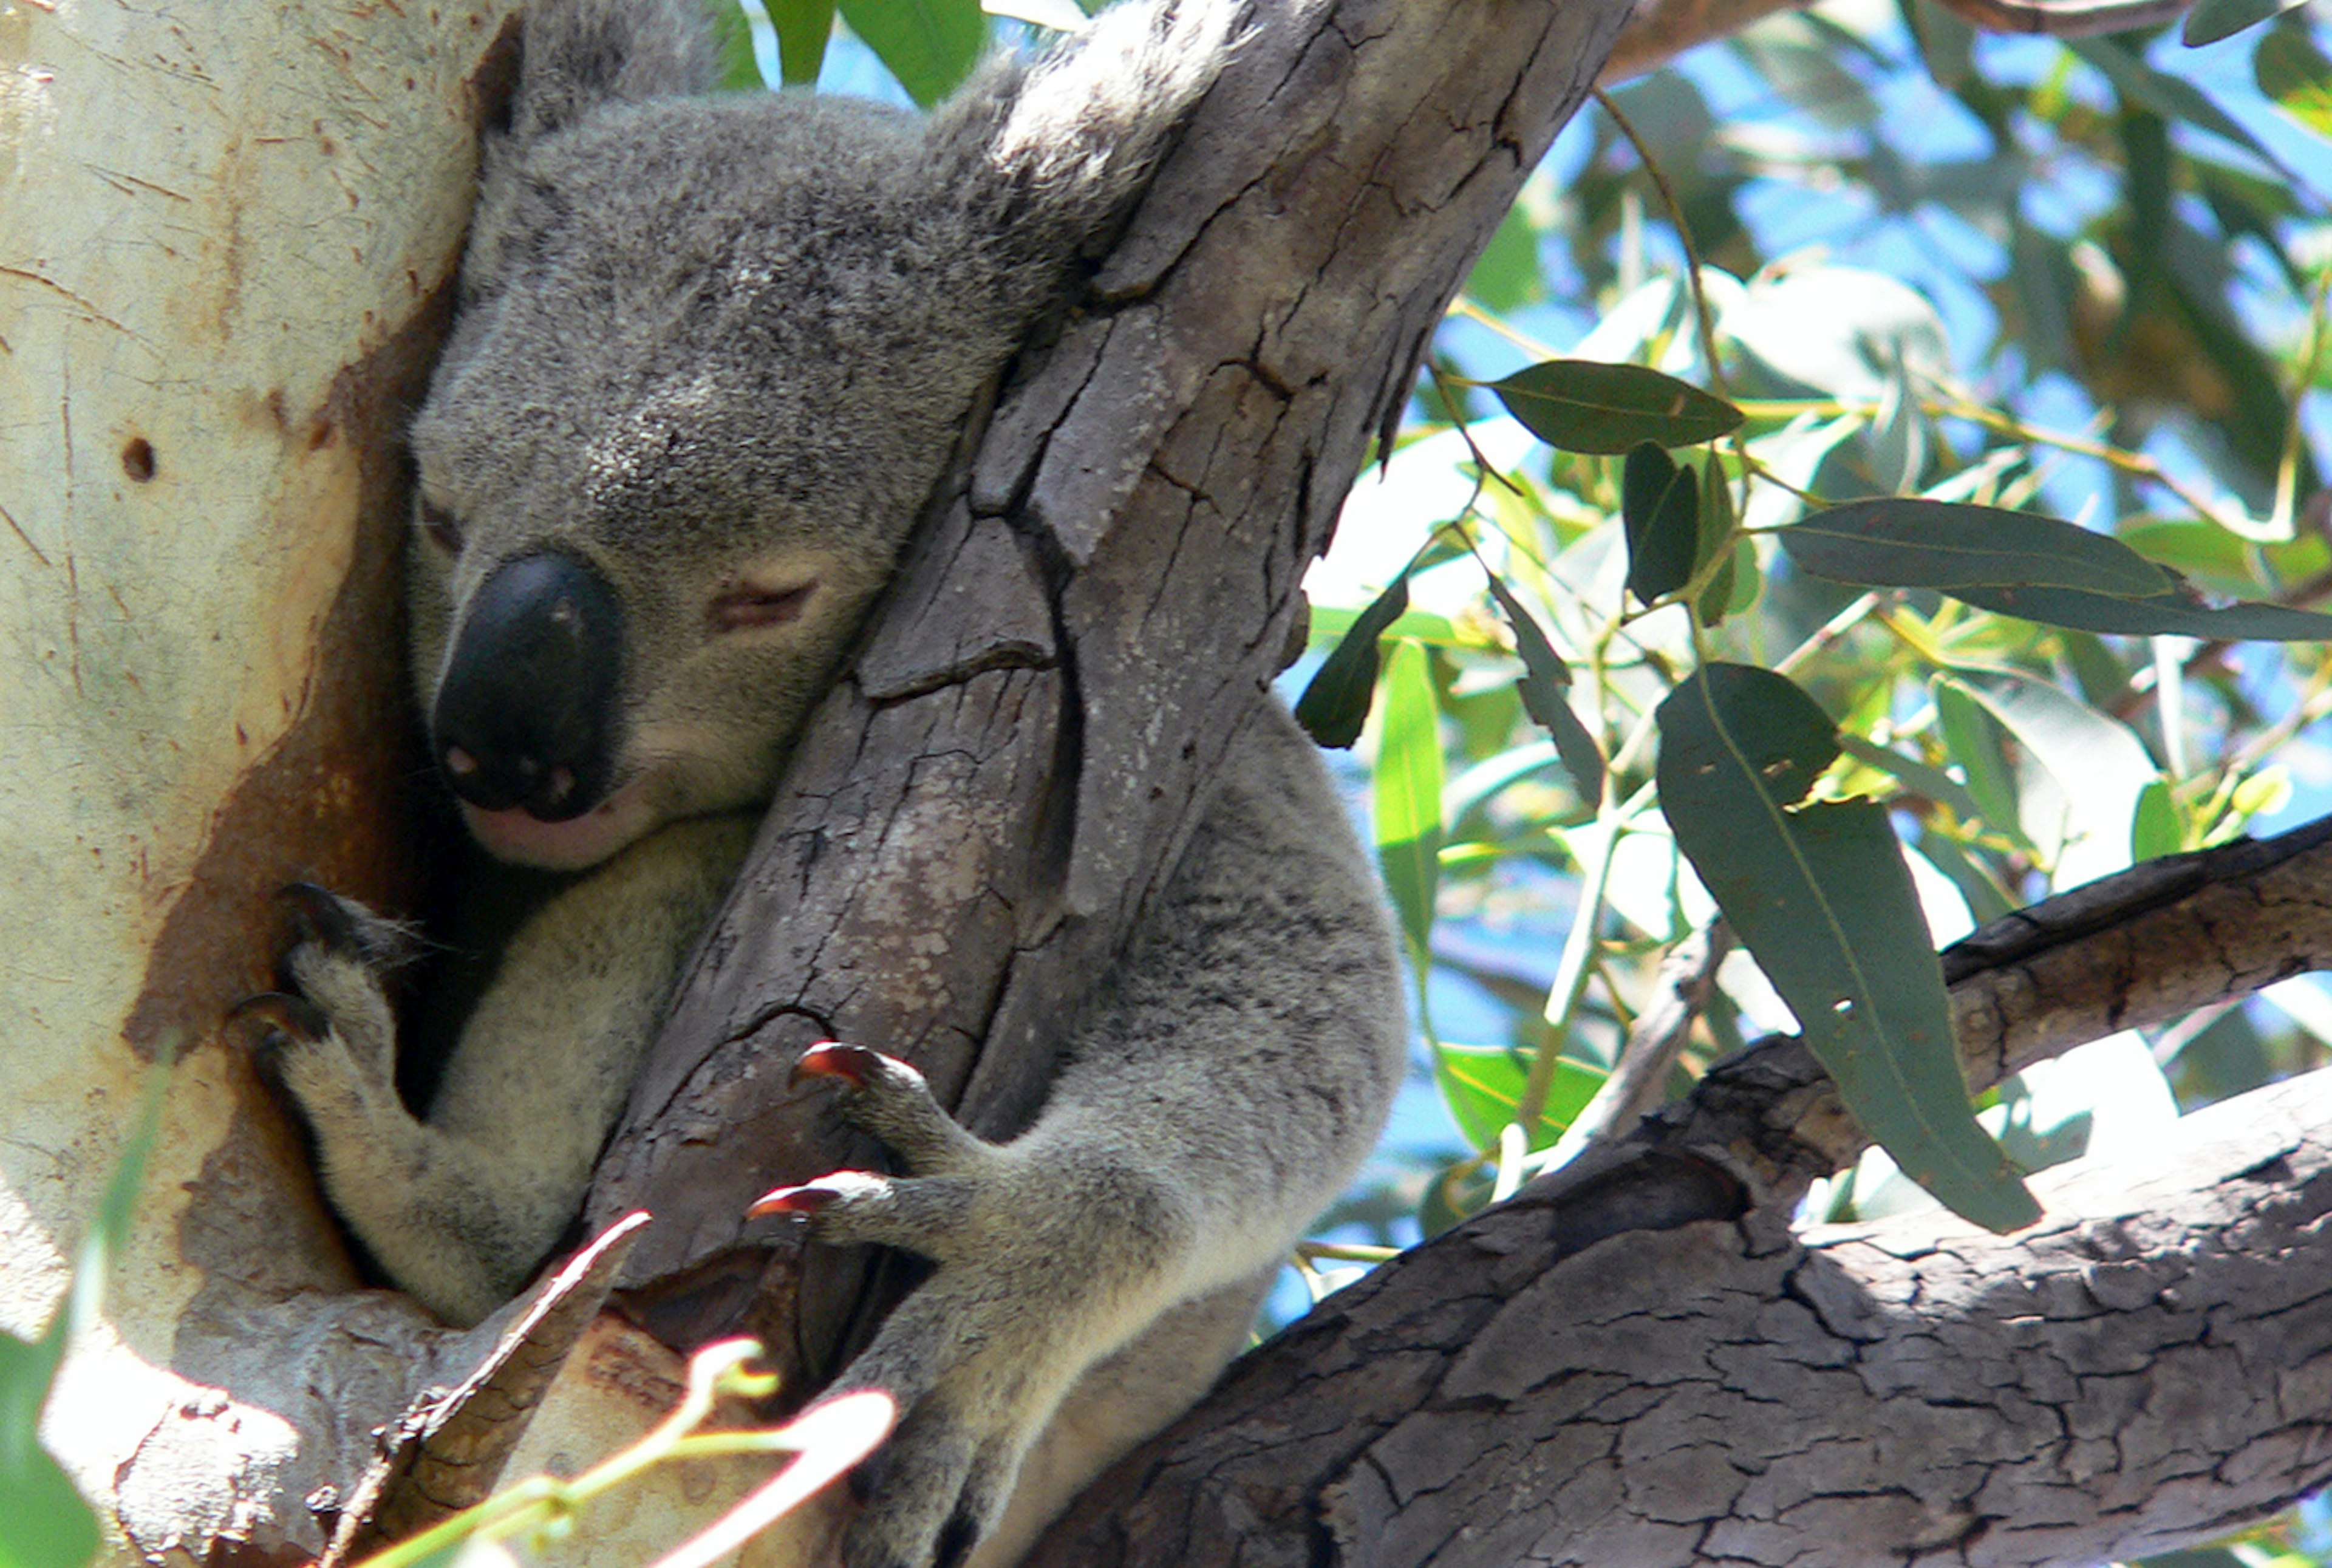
[{"x1": 265, "y1": 4, "x2": 1405, "y2": 1563}]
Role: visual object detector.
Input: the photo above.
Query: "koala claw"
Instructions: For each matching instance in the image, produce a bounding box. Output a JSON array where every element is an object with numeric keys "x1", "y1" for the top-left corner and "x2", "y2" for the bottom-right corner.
[
  {"x1": 746, "y1": 1179, "x2": 850, "y2": 1219},
  {"x1": 225, "y1": 990, "x2": 333, "y2": 1048},
  {"x1": 793, "y1": 1045, "x2": 986, "y2": 1178},
  {"x1": 790, "y1": 1040, "x2": 886, "y2": 1088}
]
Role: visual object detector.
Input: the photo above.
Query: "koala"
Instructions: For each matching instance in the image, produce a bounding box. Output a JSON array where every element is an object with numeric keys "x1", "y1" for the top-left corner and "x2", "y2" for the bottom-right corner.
[{"x1": 247, "y1": 2, "x2": 1408, "y2": 1565}]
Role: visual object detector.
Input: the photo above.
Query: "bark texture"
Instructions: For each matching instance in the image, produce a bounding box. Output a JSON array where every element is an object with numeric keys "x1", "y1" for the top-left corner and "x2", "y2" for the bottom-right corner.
[
  {"x1": 1026, "y1": 1061, "x2": 2332, "y2": 1568},
  {"x1": 583, "y1": 0, "x2": 1637, "y2": 1384}
]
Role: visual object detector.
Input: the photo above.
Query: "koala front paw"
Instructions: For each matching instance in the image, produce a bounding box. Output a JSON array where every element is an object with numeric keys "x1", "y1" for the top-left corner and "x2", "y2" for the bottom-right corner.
[
  {"x1": 240, "y1": 884, "x2": 409, "y2": 1106},
  {"x1": 765, "y1": 1045, "x2": 1192, "y2": 1568}
]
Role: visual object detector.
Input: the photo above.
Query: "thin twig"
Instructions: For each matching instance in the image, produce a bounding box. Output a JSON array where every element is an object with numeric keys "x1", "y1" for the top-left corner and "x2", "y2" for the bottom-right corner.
[{"x1": 1539, "y1": 919, "x2": 1734, "y2": 1171}]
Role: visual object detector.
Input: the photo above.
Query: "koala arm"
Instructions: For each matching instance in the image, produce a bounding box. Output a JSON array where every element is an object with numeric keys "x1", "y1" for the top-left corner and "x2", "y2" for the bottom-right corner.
[
  {"x1": 266, "y1": 812, "x2": 753, "y2": 1327},
  {"x1": 769, "y1": 701, "x2": 1407, "y2": 1568}
]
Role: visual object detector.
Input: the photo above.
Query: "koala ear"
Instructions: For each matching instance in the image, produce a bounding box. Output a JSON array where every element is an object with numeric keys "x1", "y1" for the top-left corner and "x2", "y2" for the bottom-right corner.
[
  {"x1": 927, "y1": 0, "x2": 1237, "y2": 264},
  {"x1": 504, "y1": 0, "x2": 715, "y2": 141}
]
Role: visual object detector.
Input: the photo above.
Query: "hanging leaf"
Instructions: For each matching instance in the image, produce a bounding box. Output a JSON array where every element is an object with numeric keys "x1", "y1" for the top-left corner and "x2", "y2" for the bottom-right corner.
[
  {"x1": 1695, "y1": 458, "x2": 1742, "y2": 625},
  {"x1": 836, "y1": 0, "x2": 984, "y2": 106},
  {"x1": 1482, "y1": 575, "x2": 1606, "y2": 801},
  {"x1": 2132, "y1": 779, "x2": 2183, "y2": 861},
  {"x1": 766, "y1": 0, "x2": 837, "y2": 84},
  {"x1": 1949, "y1": 581, "x2": 2332, "y2": 640},
  {"x1": 1374, "y1": 640, "x2": 1444, "y2": 958},
  {"x1": 1295, "y1": 578, "x2": 1410, "y2": 748},
  {"x1": 1931, "y1": 678, "x2": 2023, "y2": 842},
  {"x1": 1777, "y1": 500, "x2": 2172, "y2": 596},
  {"x1": 1942, "y1": 672, "x2": 2160, "y2": 884},
  {"x1": 1490, "y1": 361, "x2": 1742, "y2": 453},
  {"x1": 1621, "y1": 442, "x2": 1701, "y2": 604},
  {"x1": 1656, "y1": 664, "x2": 2039, "y2": 1232}
]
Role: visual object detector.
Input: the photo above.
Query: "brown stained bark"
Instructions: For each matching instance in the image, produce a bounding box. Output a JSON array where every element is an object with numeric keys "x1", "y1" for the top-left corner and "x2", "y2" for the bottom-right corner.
[
  {"x1": 1026, "y1": 1063, "x2": 2332, "y2": 1568},
  {"x1": 584, "y1": 0, "x2": 1639, "y2": 1379}
]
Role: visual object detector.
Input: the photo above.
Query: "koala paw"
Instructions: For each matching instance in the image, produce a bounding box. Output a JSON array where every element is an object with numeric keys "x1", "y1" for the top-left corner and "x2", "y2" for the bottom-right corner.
[
  {"x1": 233, "y1": 884, "x2": 411, "y2": 1129},
  {"x1": 763, "y1": 1044, "x2": 1188, "y2": 1568}
]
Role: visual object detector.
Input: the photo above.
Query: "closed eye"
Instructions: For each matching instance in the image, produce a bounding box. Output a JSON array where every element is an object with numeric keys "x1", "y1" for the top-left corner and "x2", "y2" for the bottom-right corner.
[
  {"x1": 418, "y1": 500, "x2": 463, "y2": 555},
  {"x1": 710, "y1": 581, "x2": 817, "y2": 632}
]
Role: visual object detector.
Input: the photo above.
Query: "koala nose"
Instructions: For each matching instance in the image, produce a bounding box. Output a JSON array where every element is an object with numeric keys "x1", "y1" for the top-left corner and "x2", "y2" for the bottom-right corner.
[{"x1": 431, "y1": 550, "x2": 624, "y2": 821}]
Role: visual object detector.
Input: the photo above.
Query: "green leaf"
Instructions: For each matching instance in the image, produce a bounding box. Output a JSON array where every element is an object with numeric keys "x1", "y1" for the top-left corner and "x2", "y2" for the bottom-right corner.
[
  {"x1": 2132, "y1": 779, "x2": 2183, "y2": 861},
  {"x1": 1948, "y1": 581, "x2": 2332, "y2": 639},
  {"x1": 1295, "y1": 578, "x2": 1410, "y2": 748},
  {"x1": 1621, "y1": 443, "x2": 1701, "y2": 603},
  {"x1": 1931, "y1": 678, "x2": 2022, "y2": 840},
  {"x1": 1835, "y1": 733, "x2": 1985, "y2": 823},
  {"x1": 836, "y1": 0, "x2": 983, "y2": 106},
  {"x1": 2181, "y1": 0, "x2": 2291, "y2": 47},
  {"x1": 1694, "y1": 460, "x2": 1743, "y2": 626},
  {"x1": 1723, "y1": 266, "x2": 1949, "y2": 401},
  {"x1": 1433, "y1": 1040, "x2": 1604, "y2": 1151},
  {"x1": 1464, "y1": 207, "x2": 1546, "y2": 314},
  {"x1": 2255, "y1": 28, "x2": 2332, "y2": 138},
  {"x1": 2071, "y1": 36, "x2": 2295, "y2": 178},
  {"x1": 1776, "y1": 500, "x2": 2173, "y2": 596},
  {"x1": 1374, "y1": 640, "x2": 1444, "y2": 958},
  {"x1": 709, "y1": 0, "x2": 774, "y2": 90},
  {"x1": 1482, "y1": 576, "x2": 1606, "y2": 802},
  {"x1": 766, "y1": 0, "x2": 836, "y2": 84},
  {"x1": 1656, "y1": 664, "x2": 2039, "y2": 1232},
  {"x1": 1490, "y1": 361, "x2": 1743, "y2": 454},
  {"x1": 1943, "y1": 672, "x2": 2159, "y2": 881},
  {"x1": 0, "y1": 1443, "x2": 99, "y2": 1568}
]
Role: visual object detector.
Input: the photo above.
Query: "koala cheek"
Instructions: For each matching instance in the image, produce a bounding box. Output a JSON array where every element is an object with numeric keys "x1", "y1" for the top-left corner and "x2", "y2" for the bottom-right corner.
[{"x1": 430, "y1": 549, "x2": 626, "y2": 822}]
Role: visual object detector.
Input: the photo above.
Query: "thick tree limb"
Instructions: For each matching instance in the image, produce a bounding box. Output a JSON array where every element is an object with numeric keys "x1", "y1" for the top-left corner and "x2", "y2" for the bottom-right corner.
[
  {"x1": 1602, "y1": 0, "x2": 2198, "y2": 82},
  {"x1": 1018, "y1": 818, "x2": 2332, "y2": 1566},
  {"x1": 1032, "y1": 1066, "x2": 2332, "y2": 1567}
]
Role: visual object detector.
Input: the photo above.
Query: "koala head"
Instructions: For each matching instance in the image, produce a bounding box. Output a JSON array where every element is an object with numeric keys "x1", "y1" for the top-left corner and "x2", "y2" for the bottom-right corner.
[{"x1": 404, "y1": 0, "x2": 1222, "y2": 872}]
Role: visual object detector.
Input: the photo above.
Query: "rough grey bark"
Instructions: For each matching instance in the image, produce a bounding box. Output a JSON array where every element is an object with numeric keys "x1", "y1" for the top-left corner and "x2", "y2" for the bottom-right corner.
[
  {"x1": 582, "y1": 0, "x2": 1640, "y2": 1388},
  {"x1": 1028, "y1": 1066, "x2": 2332, "y2": 1568}
]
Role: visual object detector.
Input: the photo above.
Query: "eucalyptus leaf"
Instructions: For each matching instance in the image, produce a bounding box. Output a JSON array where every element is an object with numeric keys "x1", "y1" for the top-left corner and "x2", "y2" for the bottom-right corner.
[
  {"x1": 1949, "y1": 581, "x2": 2332, "y2": 640},
  {"x1": 1296, "y1": 578, "x2": 1410, "y2": 748},
  {"x1": 1778, "y1": 500, "x2": 2172, "y2": 596},
  {"x1": 766, "y1": 0, "x2": 836, "y2": 83},
  {"x1": 1491, "y1": 361, "x2": 1742, "y2": 453},
  {"x1": 1931, "y1": 678, "x2": 2022, "y2": 842},
  {"x1": 2071, "y1": 36, "x2": 2295, "y2": 179},
  {"x1": 1656, "y1": 664, "x2": 2039, "y2": 1232},
  {"x1": 1374, "y1": 640, "x2": 1444, "y2": 958},
  {"x1": 836, "y1": 0, "x2": 984, "y2": 105},
  {"x1": 2180, "y1": 0, "x2": 2289, "y2": 47},
  {"x1": 1621, "y1": 443, "x2": 1700, "y2": 603},
  {"x1": 1483, "y1": 576, "x2": 1606, "y2": 802},
  {"x1": 1433, "y1": 1040, "x2": 1603, "y2": 1151},
  {"x1": 1943, "y1": 672, "x2": 2159, "y2": 885}
]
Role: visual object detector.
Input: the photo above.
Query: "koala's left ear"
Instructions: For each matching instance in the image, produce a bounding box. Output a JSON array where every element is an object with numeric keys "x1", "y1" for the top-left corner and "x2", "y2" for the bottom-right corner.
[{"x1": 503, "y1": 0, "x2": 715, "y2": 142}]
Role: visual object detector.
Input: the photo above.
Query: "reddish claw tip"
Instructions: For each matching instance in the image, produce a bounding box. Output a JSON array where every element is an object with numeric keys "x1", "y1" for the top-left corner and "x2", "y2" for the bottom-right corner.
[
  {"x1": 747, "y1": 1184, "x2": 839, "y2": 1221},
  {"x1": 790, "y1": 1041, "x2": 882, "y2": 1089}
]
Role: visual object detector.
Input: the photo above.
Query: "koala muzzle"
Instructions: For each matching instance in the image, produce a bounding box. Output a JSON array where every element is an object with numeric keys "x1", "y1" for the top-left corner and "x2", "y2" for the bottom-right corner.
[{"x1": 432, "y1": 550, "x2": 623, "y2": 822}]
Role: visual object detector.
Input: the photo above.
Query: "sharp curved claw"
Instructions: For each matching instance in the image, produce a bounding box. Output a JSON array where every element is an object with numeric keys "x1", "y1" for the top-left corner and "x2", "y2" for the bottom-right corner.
[
  {"x1": 278, "y1": 882, "x2": 361, "y2": 954},
  {"x1": 746, "y1": 1182, "x2": 842, "y2": 1220},
  {"x1": 226, "y1": 990, "x2": 331, "y2": 1045},
  {"x1": 790, "y1": 1040, "x2": 886, "y2": 1089}
]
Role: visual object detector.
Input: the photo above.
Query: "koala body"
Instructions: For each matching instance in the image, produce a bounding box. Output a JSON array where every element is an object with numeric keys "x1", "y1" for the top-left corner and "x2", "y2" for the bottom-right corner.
[{"x1": 264, "y1": 4, "x2": 1407, "y2": 1564}]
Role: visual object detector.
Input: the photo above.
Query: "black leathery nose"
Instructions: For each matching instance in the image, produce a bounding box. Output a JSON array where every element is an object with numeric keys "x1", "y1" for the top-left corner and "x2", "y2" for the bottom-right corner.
[{"x1": 431, "y1": 550, "x2": 623, "y2": 820}]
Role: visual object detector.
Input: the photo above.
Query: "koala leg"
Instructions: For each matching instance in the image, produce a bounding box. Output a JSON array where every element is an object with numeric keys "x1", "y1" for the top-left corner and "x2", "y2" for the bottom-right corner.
[
  {"x1": 254, "y1": 813, "x2": 755, "y2": 1327},
  {"x1": 769, "y1": 701, "x2": 1407, "y2": 1568}
]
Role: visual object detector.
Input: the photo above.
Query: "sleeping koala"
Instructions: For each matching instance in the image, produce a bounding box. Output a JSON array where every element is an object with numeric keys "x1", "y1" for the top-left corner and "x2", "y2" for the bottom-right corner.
[{"x1": 251, "y1": 2, "x2": 1406, "y2": 1564}]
